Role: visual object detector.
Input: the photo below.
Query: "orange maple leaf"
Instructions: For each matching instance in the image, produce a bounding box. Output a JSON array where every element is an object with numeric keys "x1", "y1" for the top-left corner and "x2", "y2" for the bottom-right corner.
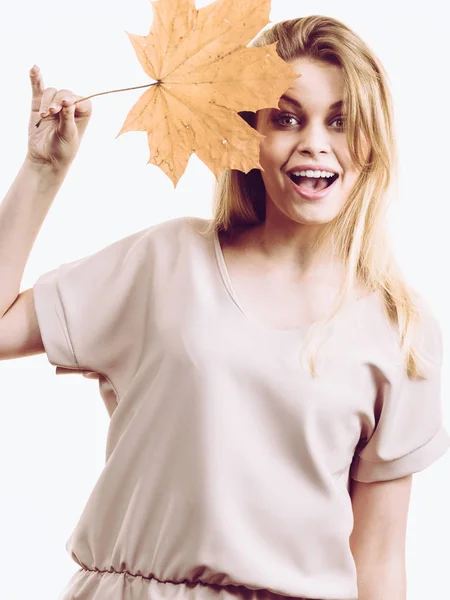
[{"x1": 117, "y1": 0, "x2": 299, "y2": 187}]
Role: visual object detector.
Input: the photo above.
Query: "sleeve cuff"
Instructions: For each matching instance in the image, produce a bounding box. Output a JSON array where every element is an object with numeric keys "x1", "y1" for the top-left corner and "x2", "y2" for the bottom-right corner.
[
  {"x1": 351, "y1": 426, "x2": 450, "y2": 482},
  {"x1": 33, "y1": 269, "x2": 78, "y2": 371}
]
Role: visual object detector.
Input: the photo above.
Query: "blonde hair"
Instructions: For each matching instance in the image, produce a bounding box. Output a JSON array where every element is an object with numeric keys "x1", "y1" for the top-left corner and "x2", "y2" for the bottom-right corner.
[{"x1": 200, "y1": 15, "x2": 434, "y2": 379}]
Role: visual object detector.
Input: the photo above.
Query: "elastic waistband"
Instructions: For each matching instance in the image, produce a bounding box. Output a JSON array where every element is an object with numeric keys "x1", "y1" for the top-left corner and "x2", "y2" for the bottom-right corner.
[{"x1": 79, "y1": 566, "x2": 323, "y2": 600}]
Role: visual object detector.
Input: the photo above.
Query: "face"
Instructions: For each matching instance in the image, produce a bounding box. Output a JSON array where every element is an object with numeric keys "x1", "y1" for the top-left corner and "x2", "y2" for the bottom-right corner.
[{"x1": 255, "y1": 57, "x2": 361, "y2": 229}]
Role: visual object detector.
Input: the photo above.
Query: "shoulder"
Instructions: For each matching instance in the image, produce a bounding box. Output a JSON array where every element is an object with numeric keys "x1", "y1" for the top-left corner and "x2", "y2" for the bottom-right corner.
[
  {"x1": 40, "y1": 216, "x2": 208, "y2": 287},
  {"x1": 351, "y1": 289, "x2": 443, "y2": 377},
  {"x1": 106, "y1": 215, "x2": 210, "y2": 258},
  {"x1": 147, "y1": 215, "x2": 212, "y2": 241},
  {"x1": 410, "y1": 294, "x2": 443, "y2": 371}
]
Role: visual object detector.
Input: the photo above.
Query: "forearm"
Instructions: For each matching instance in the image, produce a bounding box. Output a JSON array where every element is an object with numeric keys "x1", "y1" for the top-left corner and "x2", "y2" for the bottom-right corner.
[
  {"x1": 0, "y1": 158, "x2": 68, "y2": 318},
  {"x1": 356, "y1": 561, "x2": 407, "y2": 600}
]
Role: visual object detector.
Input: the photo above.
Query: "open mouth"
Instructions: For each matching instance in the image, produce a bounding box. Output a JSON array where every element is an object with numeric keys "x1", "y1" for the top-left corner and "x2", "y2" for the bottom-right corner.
[{"x1": 288, "y1": 172, "x2": 339, "y2": 192}]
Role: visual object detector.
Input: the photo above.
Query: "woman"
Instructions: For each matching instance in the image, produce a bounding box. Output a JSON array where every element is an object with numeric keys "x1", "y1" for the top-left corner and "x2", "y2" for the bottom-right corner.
[{"x1": 0, "y1": 14, "x2": 448, "y2": 600}]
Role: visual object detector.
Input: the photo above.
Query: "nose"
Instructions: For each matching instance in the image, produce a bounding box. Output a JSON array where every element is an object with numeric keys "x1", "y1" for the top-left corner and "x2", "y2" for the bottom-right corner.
[{"x1": 295, "y1": 121, "x2": 331, "y2": 156}]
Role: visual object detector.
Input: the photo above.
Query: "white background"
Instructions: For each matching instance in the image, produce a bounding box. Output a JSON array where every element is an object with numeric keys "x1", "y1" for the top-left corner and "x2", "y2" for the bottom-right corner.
[{"x1": 0, "y1": 0, "x2": 449, "y2": 598}]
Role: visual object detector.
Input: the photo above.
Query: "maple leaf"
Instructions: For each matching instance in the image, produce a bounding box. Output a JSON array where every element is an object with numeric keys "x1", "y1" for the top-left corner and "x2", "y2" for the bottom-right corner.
[{"x1": 117, "y1": 0, "x2": 299, "y2": 186}]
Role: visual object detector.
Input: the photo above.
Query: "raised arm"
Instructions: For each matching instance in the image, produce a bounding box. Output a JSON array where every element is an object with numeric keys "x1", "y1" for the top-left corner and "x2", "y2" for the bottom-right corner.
[{"x1": 0, "y1": 65, "x2": 92, "y2": 360}]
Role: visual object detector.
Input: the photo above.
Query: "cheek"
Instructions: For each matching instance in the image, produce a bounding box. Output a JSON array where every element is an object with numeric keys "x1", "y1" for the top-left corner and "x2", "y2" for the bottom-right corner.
[
  {"x1": 337, "y1": 144, "x2": 359, "y2": 184},
  {"x1": 259, "y1": 135, "x2": 291, "y2": 170},
  {"x1": 345, "y1": 169, "x2": 360, "y2": 186}
]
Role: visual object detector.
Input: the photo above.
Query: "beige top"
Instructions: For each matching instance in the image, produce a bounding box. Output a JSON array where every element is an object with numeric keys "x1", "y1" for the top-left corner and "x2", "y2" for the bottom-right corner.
[{"x1": 33, "y1": 215, "x2": 449, "y2": 600}]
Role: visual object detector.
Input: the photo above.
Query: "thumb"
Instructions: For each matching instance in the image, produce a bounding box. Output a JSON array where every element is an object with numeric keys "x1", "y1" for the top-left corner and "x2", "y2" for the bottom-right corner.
[{"x1": 57, "y1": 101, "x2": 77, "y2": 140}]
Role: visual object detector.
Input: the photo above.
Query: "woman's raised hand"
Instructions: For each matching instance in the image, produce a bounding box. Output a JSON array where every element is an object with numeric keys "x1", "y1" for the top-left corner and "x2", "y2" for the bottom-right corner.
[{"x1": 26, "y1": 65, "x2": 93, "y2": 171}]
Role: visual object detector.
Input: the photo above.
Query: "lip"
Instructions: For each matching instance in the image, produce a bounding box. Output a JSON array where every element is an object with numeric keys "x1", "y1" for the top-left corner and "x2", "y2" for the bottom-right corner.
[
  {"x1": 286, "y1": 164, "x2": 338, "y2": 175},
  {"x1": 287, "y1": 171, "x2": 339, "y2": 201}
]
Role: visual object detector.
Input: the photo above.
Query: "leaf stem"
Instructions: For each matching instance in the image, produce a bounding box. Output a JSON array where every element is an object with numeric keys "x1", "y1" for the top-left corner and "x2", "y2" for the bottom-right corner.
[{"x1": 35, "y1": 81, "x2": 159, "y2": 128}]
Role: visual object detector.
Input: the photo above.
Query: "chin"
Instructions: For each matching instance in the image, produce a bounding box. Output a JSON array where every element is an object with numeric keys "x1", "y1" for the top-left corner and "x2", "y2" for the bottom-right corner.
[
  {"x1": 279, "y1": 199, "x2": 344, "y2": 224},
  {"x1": 291, "y1": 212, "x2": 339, "y2": 226}
]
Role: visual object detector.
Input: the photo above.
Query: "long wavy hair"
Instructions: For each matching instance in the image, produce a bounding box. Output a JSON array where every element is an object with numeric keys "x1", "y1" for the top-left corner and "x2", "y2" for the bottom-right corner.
[{"x1": 200, "y1": 15, "x2": 433, "y2": 379}]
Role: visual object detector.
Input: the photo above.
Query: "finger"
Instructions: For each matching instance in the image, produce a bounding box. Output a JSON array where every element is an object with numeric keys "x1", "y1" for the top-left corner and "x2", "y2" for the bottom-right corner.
[
  {"x1": 30, "y1": 65, "x2": 44, "y2": 96},
  {"x1": 39, "y1": 88, "x2": 58, "y2": 117},
  {"x1": 45, "y1": 89, "x2": 74, "y2": 116},
  {"x1": 73, "y1": 98, "x2": 92, "y2": 119},
  {"x1": 30, "y1": 65, "x2": 45, "y2": 110},
  {"x1": 45, "y1": 92, "x2": 92, "y2": 120},
  {"x1": 57, "y1": 101, "x2": 77, "y2": 140}
]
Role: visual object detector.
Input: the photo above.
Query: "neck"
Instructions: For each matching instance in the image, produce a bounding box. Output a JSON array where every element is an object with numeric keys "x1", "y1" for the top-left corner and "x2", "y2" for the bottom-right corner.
[{"x1": 247, "y1": 219, "x2": 343, "y2": 282}]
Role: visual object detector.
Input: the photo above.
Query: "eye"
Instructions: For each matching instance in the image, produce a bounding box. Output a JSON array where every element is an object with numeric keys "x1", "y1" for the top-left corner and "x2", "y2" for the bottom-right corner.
[
  {"x1": 273, "y1": 112, "x2": 346, "y2": 130},
  {"x1": 272, "y1": 112, "x2": 300, "y2": 128},
  {"x1": 330, "y1": 116, "x2": 346, "y2": 130}
]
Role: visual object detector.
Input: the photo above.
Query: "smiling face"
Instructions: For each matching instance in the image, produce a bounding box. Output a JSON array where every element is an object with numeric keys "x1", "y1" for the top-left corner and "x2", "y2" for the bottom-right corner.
[{"x1": 255, "y1": 57, "x2": 362, "y2": 228}]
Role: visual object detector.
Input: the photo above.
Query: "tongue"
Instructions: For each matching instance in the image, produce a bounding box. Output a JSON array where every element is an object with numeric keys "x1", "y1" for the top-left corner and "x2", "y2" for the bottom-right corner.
[{"x1": 298, "y1": 176, "x2": 328, "y2": 192}]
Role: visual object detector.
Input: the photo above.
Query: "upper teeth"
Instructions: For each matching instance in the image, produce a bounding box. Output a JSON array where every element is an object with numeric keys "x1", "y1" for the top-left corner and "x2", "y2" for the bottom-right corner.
[{"x1": 290, "y1": 170, "x2": 335, "y2": 178}]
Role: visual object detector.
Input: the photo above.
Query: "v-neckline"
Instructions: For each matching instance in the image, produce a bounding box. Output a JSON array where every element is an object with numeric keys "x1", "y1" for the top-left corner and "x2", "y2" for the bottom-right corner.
[{"x1": 212, "y1": 225, "x2": 378, "y2": 336}]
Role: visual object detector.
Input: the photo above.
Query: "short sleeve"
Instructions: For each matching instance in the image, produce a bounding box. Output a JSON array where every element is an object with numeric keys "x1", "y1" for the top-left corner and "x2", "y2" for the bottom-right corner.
[
  {"x1": 351, "y1": 307, "x2": 450, "y2": 482},
  {"x1": 33, "y1": 226, "x2": 153, "y2": 390}
]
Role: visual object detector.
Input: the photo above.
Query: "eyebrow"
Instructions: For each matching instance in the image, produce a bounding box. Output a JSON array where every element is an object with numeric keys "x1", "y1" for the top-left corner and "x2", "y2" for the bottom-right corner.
[{"x1": 279, "y1": 94, "x2": 343, "y2": 111}]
